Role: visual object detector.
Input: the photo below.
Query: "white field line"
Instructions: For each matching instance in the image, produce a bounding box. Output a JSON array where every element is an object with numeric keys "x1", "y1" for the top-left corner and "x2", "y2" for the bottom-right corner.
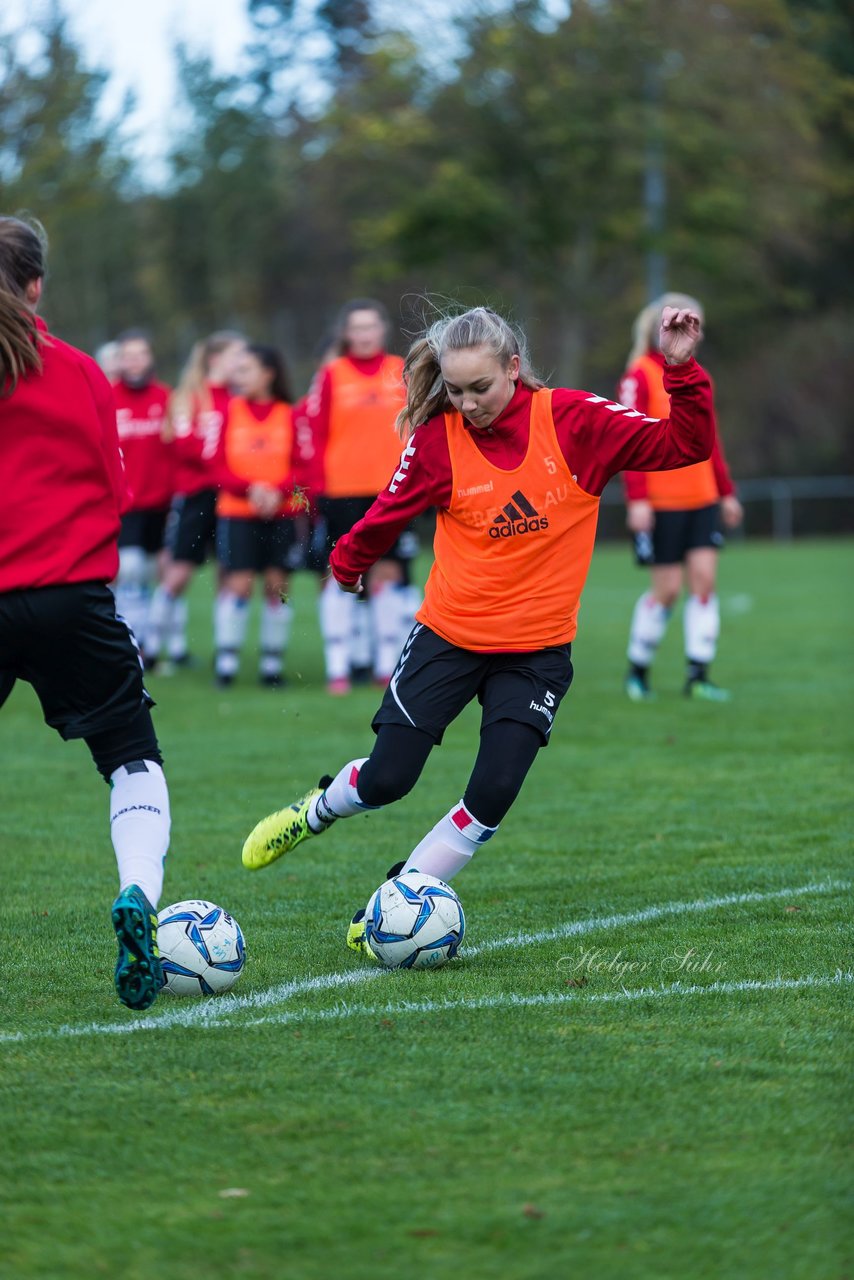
[{"x1": 0, "y1": 877, "x2": 849, "y2": 1045}]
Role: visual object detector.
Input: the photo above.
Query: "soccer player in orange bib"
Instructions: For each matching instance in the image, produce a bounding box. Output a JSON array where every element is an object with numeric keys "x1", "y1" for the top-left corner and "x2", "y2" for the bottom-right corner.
[
  {"x1": 308, "y1": 299, "x2": 415, "y2": 692},
  {"x1": 620, "y1": 293, "x2": 743, "y2": 702},
  {"x1": 242, "y1": 305, "x2": 716, "y2": 953}
]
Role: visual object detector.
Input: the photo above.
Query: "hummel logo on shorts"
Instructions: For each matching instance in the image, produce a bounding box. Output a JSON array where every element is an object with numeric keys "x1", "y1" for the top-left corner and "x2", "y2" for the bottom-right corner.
[{"x1": 489, "y1": 490, "x2": 550, "y2": 539}]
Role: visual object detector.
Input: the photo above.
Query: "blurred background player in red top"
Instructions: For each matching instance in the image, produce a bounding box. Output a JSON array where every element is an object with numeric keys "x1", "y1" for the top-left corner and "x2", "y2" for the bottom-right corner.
[
  {"x1": 620, "y1": 293, "x2": 743, "y2": 702},
  {"x1": 307, "y1": 298, "x2": 417, "y2": 693},
  {"x1": 0, "y1": 214, "x2": 169, "y2": 1010},
  {"x1": 111, "y1": 330, "x2": 173, "y2": 652},
  {"x1": 212, "y1": 343, "x2": 307, "y2": 688},
  {"x1": 145, "y1": 331, "x2": 246, "y2": 670}
]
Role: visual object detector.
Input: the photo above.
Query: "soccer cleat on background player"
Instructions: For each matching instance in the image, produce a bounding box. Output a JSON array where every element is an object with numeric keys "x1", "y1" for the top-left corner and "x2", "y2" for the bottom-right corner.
[
  {"x1": 685, "y1": 678, "x2": 731, "y2": 702},
  {"x1": 346, "y1": 908, "x2": 376, "y2": 960},
  {"x1": 625, "y1": 671, "x2": 655, "y2": 702},
  {"x1": 112, "y1": 883, "x2": 163, "y2": 1011},
  {"x1": 241, "y1": 775, "x2": 334, "y2": 870}
]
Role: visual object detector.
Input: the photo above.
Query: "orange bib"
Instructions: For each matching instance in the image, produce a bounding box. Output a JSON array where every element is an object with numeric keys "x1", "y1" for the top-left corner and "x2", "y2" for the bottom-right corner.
[
  {"x1": 417, "y1": 389, "x2": 600, "y2": 651},
  {"x1": 632, "y1": 354, "x2": 718, "y2": 510},
  {"x1": 324, "y1": 355, "x2": 406, "y2": 497},
  {"x1": 217, "y1": 398, "x2": 295, "y2": 518}
]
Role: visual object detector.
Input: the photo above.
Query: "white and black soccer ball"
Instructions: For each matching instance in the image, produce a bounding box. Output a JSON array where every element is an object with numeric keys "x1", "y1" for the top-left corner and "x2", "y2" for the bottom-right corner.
[
  {"x1": 364, "y1": 872, "x2": 465, "y2": 970},
  {"x1": 157, "y1": 899, "x2": 246, "y2": 996}
]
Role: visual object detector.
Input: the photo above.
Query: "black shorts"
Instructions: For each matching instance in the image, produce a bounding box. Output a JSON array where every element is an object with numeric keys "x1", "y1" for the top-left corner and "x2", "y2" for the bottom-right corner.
[
  {"x1": 641, "y1": 503, "x2": 724, "y2": 567},
  {"x1": 119, "y1": 508, "x2": 170, "y2": 554},
  {"x1": 216, "y1": 516, "x2": 299, "y2": 573},
  {"x1": 318, "y1": 495, "x2": 419, "y2": 579},
  {"x1": 166, "y1": 489, "x2": 217, "y2": 565},
  {"x1": 372, "y1": 622, "x2": 574, "y2": 746},
  {"x1": 0, "y1": 581, "x2": 159, "y2": 776}
]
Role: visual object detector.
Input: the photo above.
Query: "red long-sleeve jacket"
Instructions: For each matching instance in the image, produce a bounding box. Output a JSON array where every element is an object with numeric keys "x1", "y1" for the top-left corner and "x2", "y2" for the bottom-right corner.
[
  {"x1": 112, "y1": 377, "x2": 173, "y2": 511},
  {"x1": 330, "y1": 357, "x2": 715, "y2": 586},
  {"x1": 0, "y1": 316, "x2": 126, "y2": 592},
  {"x1": 619, "y1": 351, "x2": 734, "y2": 503}
]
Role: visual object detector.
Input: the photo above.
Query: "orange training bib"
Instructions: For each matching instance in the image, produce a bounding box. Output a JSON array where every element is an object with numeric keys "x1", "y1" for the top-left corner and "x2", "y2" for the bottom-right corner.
[
  {"x1": 632, "y1": 354, "x2": 718, "y2": 511},
  {"x1": 323, "y1": 355, "x2": 406, "y2": 497},
  {"x1": 217, "y1": 398, "x2": 295, "y2": 518}
]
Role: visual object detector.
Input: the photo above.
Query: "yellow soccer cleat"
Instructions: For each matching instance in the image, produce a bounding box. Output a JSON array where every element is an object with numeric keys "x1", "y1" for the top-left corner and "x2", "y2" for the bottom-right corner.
[
  {"x1": 346, "y1": 909, "x2": 376, "y2": 961},
  {"x1": 242, "y1": 778, "x2": 332, "y2": 870}
]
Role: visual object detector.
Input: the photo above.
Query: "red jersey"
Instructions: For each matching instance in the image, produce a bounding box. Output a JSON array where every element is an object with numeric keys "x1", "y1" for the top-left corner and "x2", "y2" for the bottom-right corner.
[
  {"x1": 171, "y1": 383, "x2": 231, "y2": 497},
  {"x1": 619, "y1": 350, "x2": 734, "y2": 506},
  {"x1": 0, "y1": 315, "x2": 127, "y2": 592},
  {"x1": 329, "y1": 358, "x2": 715, "y2": 602},
  {"x1": 112, "y1": 378, "x2": 173, "y2": 511}
]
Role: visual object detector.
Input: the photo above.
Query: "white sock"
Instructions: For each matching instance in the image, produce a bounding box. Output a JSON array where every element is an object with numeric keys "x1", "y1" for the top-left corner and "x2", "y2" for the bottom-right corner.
[
  {"x1": 307, "y1": 757, "x2": 378, "y2": 832},
  {"x1": 684, "y1": 593, "x2": 720, "y2": 664},
  {"x1": 627, "y1": 593, "x2": 671, "y2": 667},
  {"x1": 398, "y1": 583, "x2": 422, "y2": 638},
  {"x1": 215, "y1": 593, "x2": 250, "y2": 675},
  {"x1": 110, "y1": 760, "x2": 170, "y2": 908},
  {"x1": 370, "y1": 583, "x2": 403, "y2": 680},
  {"x1": 319, "y1": 580, "x2": 355, "y2": 681},
  {"x1": 145, "y1": 585, "x2": 175, "y2": 661},
  {"x1": 115, "y1": 547, "x2": 155, "y2": 644},
  {"x1": 166, "y1": 597, "x2": 189, "y2": 661},
  {"x1": 259, "y1": 601, "x2": 292, "y2": 677},
  {"x1": 350, "y1": 597, "x2": 372, "y2": 670},
  {"x1": 402, "y1": 800, "x2": 497, "y2": 882}
]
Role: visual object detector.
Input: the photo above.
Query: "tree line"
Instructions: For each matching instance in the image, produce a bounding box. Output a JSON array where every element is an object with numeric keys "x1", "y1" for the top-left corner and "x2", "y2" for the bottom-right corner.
[{"x1": 1, "y1": 0, "x2": 851, "y2": 477}]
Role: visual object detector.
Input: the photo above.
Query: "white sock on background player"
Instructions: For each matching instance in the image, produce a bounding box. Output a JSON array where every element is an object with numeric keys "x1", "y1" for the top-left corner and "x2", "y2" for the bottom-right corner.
[
  {"x1": 627, "y1": 592, "x2": 671, "y2": 668},
  {"x1": 259, "y1": 600, "x2": 293, "y2": 679},
  {"x1": 166, "y1": 596, "x2": 189, "y2": 662},
  {"x1": 370, "y1": 582, "x2": 402, "y2": 681},
  {"x1": 319, "y1": 580, "x2": 355, "y2": 681},
  {"x1": 110, "y1": 760, "x2": 170, "y2": 908},
  {"x1": 350, "y1": 596, "x2": 372, "y2": 671},
  {"x1": 115, "y1": 546, "x2": 155, "y2": 646},
  {"x1": 214, "y1": 592, "x2": 249, "y2": 677},
  {"x1": 145, "y1": 585, "x2": 175, "y2": 661},
  {"x1": 307, "y1": 757, "x2": 378, "y2": 832},
  {"x1": 684, "y1": 593, "x2": 720, "y2": 665},
  {"x1": 401, "y1": 801, "x2": 497, "y2": 882},
  {"x1": 397, "y1": 583, "x2": 421, "y2": 649}
]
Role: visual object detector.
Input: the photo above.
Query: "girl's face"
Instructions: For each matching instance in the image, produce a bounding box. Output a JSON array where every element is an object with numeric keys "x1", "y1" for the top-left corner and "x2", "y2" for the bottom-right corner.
[
  {"x1": 209, "y1": 340, "x2": 246, "y2": 387},
  {"x1": 344, "y1": 309, "x2": 386, "y2": 359},
  {"x1": 119, "y1": 338, "x2": 153, "y2": 385},
  {"x1": 235, "y1": 352, "x2": 274, "y2": 400},
  {"x1": 441, "y1": 346, "x2": 520, "y2": 430}
]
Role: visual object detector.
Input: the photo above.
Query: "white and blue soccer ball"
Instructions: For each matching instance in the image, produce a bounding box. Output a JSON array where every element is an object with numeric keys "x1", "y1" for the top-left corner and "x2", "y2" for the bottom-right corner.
[
  {"x1": 364, "y1": 872, "x2": 465, "y2": 970},
  {"x1": 157, "y1": 900, "x2": 246, "y2": 996}
]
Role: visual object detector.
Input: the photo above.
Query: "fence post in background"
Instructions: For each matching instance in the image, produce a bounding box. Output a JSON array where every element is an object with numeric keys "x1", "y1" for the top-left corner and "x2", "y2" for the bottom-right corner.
[{"x1": 771, "y1": 481, "x2": 794, "y2": 540}]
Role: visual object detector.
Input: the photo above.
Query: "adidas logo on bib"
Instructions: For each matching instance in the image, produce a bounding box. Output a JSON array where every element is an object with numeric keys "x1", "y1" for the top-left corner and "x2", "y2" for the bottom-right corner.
[{"x1": 488, "y1": 490, "x2": 550, "y2": 539}]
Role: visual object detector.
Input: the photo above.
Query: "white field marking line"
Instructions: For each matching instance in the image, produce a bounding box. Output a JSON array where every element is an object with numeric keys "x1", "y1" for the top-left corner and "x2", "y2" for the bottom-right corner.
[
  {"x1": 4, "y1": 971, "x2": 852, "y2": 1044},
  {"x1": 0, "y1": 878, "x2": 848, "y2": 1045}
]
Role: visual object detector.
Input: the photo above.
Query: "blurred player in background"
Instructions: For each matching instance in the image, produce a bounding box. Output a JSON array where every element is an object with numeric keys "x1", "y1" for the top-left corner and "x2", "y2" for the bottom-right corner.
[
  {"x1": 0, "y1": 215, "x2": 169, "y2": 1010},
  {"x1": 95, "y1": 340, "x2": 121, "y2": 381},
  {"x1": 620, "y1": 293, "x2": 742, "y2": 702},
  {"x1": 241, "y1": 304, "x2": 715, "y2": 957},
  {"x1": 111, "y1": 330, "x2": 173, "y2": 651},
  {"x1": 145, "y1": 331, "x2": 245, "y2": 670},
  {"x1": 307, "y1": 299, "x2": 418, "y2": 693},
  {"x1": 212, "y1": 343, "x2": 307, "y2": 688}
]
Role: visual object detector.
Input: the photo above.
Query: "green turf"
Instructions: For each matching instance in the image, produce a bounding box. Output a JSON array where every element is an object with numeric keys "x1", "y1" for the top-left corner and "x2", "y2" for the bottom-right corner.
[{"x1": 0, "y1": 540, "x2": 851, "y2": 1279}]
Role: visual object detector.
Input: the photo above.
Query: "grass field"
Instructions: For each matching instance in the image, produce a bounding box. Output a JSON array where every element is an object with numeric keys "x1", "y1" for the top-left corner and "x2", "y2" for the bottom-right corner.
[{"x1": 1, "y1": 539, "x2": 851, "y2": 1280}]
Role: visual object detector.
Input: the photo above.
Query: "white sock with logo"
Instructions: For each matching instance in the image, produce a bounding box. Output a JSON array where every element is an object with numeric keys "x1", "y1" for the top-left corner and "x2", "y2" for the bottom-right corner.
[
  {"x1": 307, "y1": 757, "x2": 379, "y2": 833},
  {"x1": 167, "y1": 597, "x2": 189, "y2": 662},
  {"x1": 627, "y1": 593, "x2": 671, "y2": 667},
  {"x1": 401, "y1": 800, "x2": 497, "y2": 882},
  {"x1": 319, "y1": 580, "x2": 355, "y2": 681},
  {"x1": 110, "y1": 760, "x2": 170, "y2": 908},
  {"x1": 370, "y1": 583, "x2": 402, "y2": 680},
  {"x1": 684, "y1": 593, "x2": 720, "y2": 664}
]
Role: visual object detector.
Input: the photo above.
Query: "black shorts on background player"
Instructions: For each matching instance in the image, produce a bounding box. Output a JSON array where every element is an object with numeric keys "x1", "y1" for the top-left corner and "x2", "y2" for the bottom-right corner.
[
  {"x1": 216, "y1": 516, "x2": 298, "y2": 573},
  {"x1": 319, "y1": 495, "x2": 419, "y2": 581},
  {"x1": 372, "y1": 622, "x2": 573, "y2": 746},
  {"x1": 166, "y1": 488, "x2": 217, "y2": 565},
  {"x1": 636, "y1": 502, "x2": 724, "y2": 567},
  {"x1": 118, "y1": 508, "x2": 170, "y2": 554},
  {"x1": 0, "y1": 581, "x2": 161, "y2": 779}
]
